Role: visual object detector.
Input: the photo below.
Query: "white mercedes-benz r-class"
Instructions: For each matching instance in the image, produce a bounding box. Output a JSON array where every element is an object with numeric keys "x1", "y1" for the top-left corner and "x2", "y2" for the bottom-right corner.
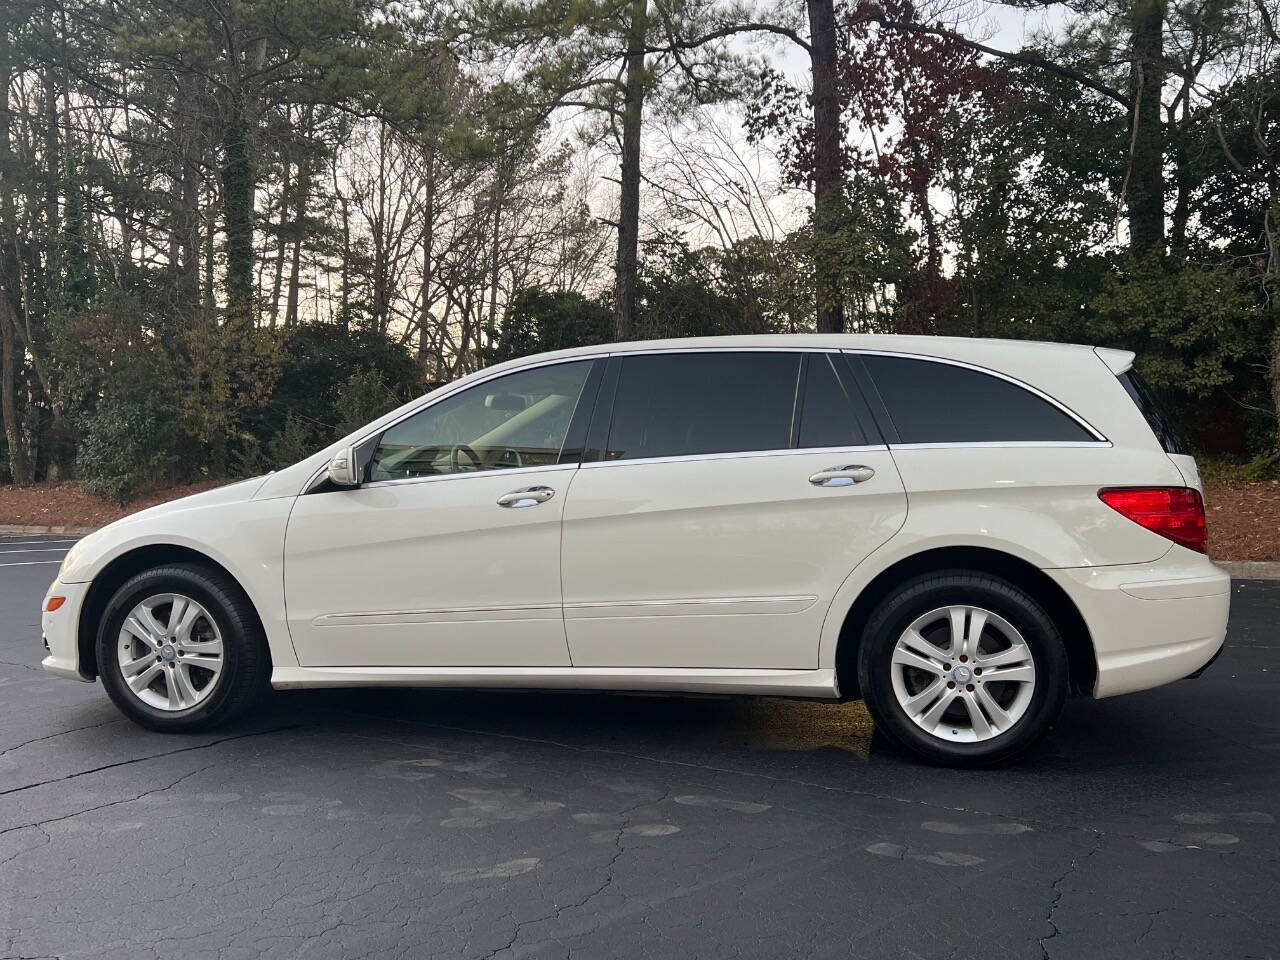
[{"x1": 40, "y1": 335, "x2": 1229, "y2": 765}]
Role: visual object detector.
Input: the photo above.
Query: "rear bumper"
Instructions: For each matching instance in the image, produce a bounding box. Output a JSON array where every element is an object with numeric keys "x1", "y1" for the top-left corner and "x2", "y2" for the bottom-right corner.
[
  {"x1": 40, "y1": 578, "x2": 94, "y2": 682},
  {"x1": 1184, "y1": 642, "x2": 1223, "y2": 679},
  {"x1": 1046, "y1": 553, "x2": 1230, "y2": 698}
]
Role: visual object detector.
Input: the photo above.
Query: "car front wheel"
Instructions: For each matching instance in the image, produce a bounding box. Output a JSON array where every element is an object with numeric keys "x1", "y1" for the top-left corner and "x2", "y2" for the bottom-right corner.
[
  {"x1": 97, "y1": 563, "x2": 270, "y2": 732},
  {"x1": 857, "y1": 571, "x2": 1069, "y2": 766}
]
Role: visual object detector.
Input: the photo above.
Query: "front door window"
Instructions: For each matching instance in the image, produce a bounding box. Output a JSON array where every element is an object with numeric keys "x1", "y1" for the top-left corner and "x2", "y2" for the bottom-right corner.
[{"x1": 370, "y1": 360, "x2": 593, "y2": 482}]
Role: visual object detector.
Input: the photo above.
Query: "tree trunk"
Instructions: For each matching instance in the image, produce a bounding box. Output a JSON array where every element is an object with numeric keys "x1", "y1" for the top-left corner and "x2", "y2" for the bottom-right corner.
[
  {"x1": 1272, "y1": 325, "x2": 1280, "y2": 461},
  {"x1": 41, "y1": 12, "x2": 61, "y2": 311},
  {"x1": 331, "y1": 156, "x2": 351, "y2": 331},
  {"x1": 0, "y1": 25, "x2": 30, "y2": 484},
  {"x1": 488, "y1": 176, "x2": 503, "y2": 349},
  {"x1": 373, "y1": 121, "x2": 390, "y2": 335},
  {"x1": 0, "y1": 283, "x2": 28, "y2": 485},
  {"x1": 1126, "y1": 0, "x2": 1165, "y2": 259},
  {"x1": 284, "y1": 161, "x2": 308, "y2": 327},
  {"x1": 1169, "y1": 144, "x2": 1189, "y2": 258},
  {"x1": 222, "y1": 108, "x2": 255, "y2": 324},
  {"x1": 2, "y1": 298, "x2": 29, "y2": 484},
  {"x1": 417, "y1": 144, "x2": 436, "y2": 367},
  {"x1": 269, "y1": 160, "x2": 290, "y2": 326},
  {"x1": 1266, "y1": 196, "x2": 1280, "y2": 462},
  {"x1": 176, "y1": 72, "x2": 202, "y2": 312},
  {"x1": 808, "y1": 0, "x2": 844, "y2": 333},
  {"x1": 613, "y1": 0, "x2": 647, "y2": 341},
  {"x1": 917, "y1": 182, "x2": 941, "y2": 280},
  {"x1": 203, "y1": 194, "x2": 216, "y2": 319}
]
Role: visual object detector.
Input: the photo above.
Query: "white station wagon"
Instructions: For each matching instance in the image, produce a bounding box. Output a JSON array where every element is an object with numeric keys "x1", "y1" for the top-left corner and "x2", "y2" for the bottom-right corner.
[{"x1": 41, "y1": 335, "x2": 1230, "y2": 764}]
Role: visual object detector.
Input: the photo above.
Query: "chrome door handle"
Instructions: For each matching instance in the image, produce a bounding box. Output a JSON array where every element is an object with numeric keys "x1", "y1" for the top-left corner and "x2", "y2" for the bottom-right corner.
[
  {"x1": 809, "y1": 465, "x2": 875, "y2": 487},
  {"x1": 496, "y1": 485, "x2": 555, "y2": 508}
]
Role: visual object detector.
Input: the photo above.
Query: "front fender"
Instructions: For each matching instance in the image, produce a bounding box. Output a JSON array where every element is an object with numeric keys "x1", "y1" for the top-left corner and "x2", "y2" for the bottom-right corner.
[{"x1": 62, "y1": 496, "x2": 299, "y2": 672}]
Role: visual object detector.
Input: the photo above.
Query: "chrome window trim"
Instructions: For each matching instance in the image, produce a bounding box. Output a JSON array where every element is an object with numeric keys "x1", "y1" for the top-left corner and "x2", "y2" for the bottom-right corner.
[
  {"x1": 359, "y1": 461, "x2": 574, "y2": 492},
  {"x1": 579, "y1": 443, "x2": 891, "y2": 470},
  {"x1": 889, "y1": 440, "x2": 1113, "y2": 450},
  {"x1": 608, "y1": 345, "x2": 839, "y2": 356},
  {"x1": 845, "y1": 348, "x2": 1108, "y2": 443}
]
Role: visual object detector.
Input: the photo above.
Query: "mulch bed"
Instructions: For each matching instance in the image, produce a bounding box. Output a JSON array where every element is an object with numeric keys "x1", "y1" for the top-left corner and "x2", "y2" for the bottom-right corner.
[
  {"x1": 2, "y1": 477, "x2": 1277, "y2": 562},
  {"x1": 0, "y1": 480, "x2": 222, "y2": 529},
  {"x1": 1204, "y1": 479, "x2": 1280, "y2": 563}
]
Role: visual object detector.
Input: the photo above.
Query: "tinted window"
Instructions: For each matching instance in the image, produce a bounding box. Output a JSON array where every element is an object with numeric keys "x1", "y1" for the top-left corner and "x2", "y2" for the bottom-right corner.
[
  {"x1": 798, "y1": 354, "x2": 867, "y2": 448},
  {"x1": 370, "y1": 360, "x2": 592, "y2": 481},
  {"x1": 1119, "y1": 370, "x2": 1187, "y2": 455},
  {"x1": 861, "y1": 354, "x2": 1095, "y2": 444},
  {"x1": 606, "y1": 352, "x2": 799, "y2": 460}
]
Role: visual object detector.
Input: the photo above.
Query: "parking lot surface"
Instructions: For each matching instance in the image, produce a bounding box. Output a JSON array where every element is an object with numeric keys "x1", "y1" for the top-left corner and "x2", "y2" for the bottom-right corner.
[{"x1": 2, "y1": 535, "x2": 1277, "y2": 959}]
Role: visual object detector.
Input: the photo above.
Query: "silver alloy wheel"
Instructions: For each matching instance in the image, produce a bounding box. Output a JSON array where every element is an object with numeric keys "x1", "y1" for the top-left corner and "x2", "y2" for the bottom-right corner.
[
  {"x1": 889, "y1": 605, "x2": 1036, "y2": 743},
  {"x1": 116, "y1": 593, "x2": 224, "y2": 712}
]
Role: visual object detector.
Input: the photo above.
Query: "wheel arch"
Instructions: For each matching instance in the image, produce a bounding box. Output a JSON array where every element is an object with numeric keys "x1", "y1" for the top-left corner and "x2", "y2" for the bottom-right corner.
[
  {"x1": 833, "y1": 546, "x2": 1096, "y2": 700},
  {"x1": 77, "y1": 544, "x2": 268, "y2": 680}
]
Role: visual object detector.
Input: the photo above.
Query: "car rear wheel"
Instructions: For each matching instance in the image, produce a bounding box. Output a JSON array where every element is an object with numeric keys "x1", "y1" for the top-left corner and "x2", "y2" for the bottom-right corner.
[
  {"x1": 97, "y1": 563, "x2": 270, "y2": 732},
  {"x1": 857, "y1": 571, "x2": 1068, "y2": 766}
]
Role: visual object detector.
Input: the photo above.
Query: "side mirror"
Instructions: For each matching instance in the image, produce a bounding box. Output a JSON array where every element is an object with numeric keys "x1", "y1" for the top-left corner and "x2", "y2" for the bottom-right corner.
[{"x1": 326, "y1": 446, "x2": 360, "y2": 488}]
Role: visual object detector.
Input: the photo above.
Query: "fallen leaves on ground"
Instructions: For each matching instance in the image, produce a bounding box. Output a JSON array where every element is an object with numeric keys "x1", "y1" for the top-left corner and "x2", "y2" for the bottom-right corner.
[
  {"x1": 0, "y1": 480, "x2": 223, "y2": 528},
  {"x1": 1204, "y1": 479, "x2": 1280, "y2": 562}
]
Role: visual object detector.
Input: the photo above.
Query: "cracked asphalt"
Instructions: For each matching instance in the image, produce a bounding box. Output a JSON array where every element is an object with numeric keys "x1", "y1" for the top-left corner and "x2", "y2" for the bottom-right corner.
[{"x1": 2, "y1": 535, "x2": 1278, "y2": 960}]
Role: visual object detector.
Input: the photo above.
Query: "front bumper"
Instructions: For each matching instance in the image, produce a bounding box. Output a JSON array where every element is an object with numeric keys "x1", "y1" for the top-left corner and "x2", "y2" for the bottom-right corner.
[
  {"x1": 1046, "y1": 553, "x2": 1230, "y2": 699},
  {"x1": 40, "y1": 578, "x2": 94, "y2": 682}
]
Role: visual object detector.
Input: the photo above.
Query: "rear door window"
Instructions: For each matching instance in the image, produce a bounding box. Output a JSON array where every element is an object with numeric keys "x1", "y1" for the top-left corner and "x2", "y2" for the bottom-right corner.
[
  {"x1": 797, "y1": 353, "x2": 869, "y2": 448},
  {"x1": 859, "y1": 354, "x2": 1096, "y2": 444},
  {"x1": 606, "y1": 352, "x2": 800, "y2": 460}
]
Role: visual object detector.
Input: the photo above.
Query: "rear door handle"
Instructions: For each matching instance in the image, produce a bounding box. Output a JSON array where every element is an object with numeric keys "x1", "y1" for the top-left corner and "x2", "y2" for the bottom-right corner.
[
  {"x1": 809, "y1": 465, "x2": 875, "y2": 487},
  {"x1": 497, "y1": 485, "x2": 555, "y2": 508}
]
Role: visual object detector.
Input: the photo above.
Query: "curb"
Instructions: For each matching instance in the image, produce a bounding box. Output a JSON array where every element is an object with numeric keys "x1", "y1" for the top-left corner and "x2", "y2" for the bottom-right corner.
[
  {"x1": 1220, "y1": 561, "x2": 1280, "y2": 582},
  {"x1": 0, "y1": 524, "x2": 99, "y2": 536}
]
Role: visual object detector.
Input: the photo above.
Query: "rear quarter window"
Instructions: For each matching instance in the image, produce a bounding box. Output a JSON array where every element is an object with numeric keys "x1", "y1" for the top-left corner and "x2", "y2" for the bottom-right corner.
[
  {"x1": 1118, "y1": 370, "x2": 1187, "y2": 455},
  {"x1": 860, "y1": 354, "x2": 1097, "y2": 444}
]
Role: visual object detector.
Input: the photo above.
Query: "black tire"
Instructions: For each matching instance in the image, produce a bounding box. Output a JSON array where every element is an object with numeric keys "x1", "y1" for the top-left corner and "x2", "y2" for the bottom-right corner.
[
  {"x1": 97, "y1": 563, "x2": 270, "y2": 732},
  {"x1": 857, "y1": 570, "x2": 1068, "y2": 767}
]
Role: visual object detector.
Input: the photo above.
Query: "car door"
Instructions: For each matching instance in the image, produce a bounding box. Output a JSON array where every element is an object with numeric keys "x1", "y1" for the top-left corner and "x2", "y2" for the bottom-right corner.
[
  {"x1": 283, "y1": 358, "x2": 600, "y2": 668},
  {"x1": 560, "y1": 350, "x2": 908, "y2": 670}
]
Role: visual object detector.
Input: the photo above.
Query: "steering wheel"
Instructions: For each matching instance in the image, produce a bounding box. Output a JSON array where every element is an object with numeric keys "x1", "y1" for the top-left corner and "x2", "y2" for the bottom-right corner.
[
  {"x1": 449, "y1": 443, "x2": 483, "y2": 472},
  {"x1": 499, "y1": 447, "x2": 523, "y2": 468}
]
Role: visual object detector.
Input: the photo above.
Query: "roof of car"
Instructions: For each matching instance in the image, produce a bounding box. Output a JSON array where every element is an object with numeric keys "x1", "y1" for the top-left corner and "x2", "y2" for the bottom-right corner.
[{"x1": 500, "y1": 334, "x2": 1133, "y2": 375}]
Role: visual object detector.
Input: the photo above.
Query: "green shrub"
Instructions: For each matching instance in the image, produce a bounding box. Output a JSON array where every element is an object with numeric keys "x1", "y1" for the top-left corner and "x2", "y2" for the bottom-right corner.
[
  {"x1": 76, "y1": 393, "x2": 178, "y2": 504},
  {"x1": 335, "y1": 369, "x2": 403, "y2": 436}
]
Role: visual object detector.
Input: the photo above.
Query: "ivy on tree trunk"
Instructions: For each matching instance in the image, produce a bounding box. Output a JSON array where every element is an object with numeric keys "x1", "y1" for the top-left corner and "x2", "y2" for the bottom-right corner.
[
  {"x1": 1126, "y1": 0, "x2": 1166, "y2": 258},
  {"x1": 613, "y1": 0, "x2": 648, "y2": 341},
  {"x1": 808, "y1": 0, "x2": 844, "y2": 334},
  {"x1": 222, "y1": 110, "x2": 255, "y2": 325}
]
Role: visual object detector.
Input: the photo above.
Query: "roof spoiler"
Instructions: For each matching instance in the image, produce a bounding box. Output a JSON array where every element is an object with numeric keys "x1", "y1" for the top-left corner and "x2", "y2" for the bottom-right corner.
[{"x1": 1094, "y1": 346, "x2": 1135, "y2": 376}]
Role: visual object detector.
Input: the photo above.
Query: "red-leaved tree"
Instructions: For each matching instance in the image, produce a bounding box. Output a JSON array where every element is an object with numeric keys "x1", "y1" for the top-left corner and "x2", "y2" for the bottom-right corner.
[{"x1": 750, "y1": 0, "x2": 1004, "y2": 332}]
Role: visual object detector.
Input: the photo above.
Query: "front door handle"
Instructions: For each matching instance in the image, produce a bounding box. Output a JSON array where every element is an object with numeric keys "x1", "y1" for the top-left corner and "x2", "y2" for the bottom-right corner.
[
  {"x1": 809, "y1": 465, "x2": 876, "y2": 487},
  {"x1": 497, "y1": 485, "x2": 556, "y2": 508}
]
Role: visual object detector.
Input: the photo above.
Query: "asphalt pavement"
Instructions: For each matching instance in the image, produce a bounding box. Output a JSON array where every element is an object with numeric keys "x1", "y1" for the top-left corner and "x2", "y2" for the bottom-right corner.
[{"x1": 1, "y1": 534, "x2": 1277, "y2": 959}]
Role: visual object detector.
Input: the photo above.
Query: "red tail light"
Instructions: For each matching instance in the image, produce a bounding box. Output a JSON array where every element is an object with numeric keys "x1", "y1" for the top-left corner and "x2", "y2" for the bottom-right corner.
[{"x1": 1098, "y1": 487, "x2": 1207, "y2": 554}]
